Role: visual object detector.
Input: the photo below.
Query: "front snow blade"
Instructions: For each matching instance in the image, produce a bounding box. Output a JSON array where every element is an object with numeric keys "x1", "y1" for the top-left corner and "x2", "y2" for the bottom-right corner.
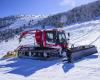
[{"x1": 70, "y1": 45, "x2": 98, "y2": 62}]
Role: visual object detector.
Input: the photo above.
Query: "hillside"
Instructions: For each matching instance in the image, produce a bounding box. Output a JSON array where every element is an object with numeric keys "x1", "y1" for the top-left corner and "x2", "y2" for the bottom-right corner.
[
  {"x1": 36, "y1": 0, "x2": 100, "y2": 27},
  {"x1": 0, "y1": 15, "x2": 46, "y2": 42}
]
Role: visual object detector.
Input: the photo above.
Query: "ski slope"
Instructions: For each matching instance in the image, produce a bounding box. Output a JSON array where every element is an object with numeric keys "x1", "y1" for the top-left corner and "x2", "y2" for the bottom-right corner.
[
  {"x1": 9, "y1": 15, "x2": 47, "y2": 29},
  {"x1": 64, "y1": 20, "x2": 100, "y2": 51},
  {"x1": 0, "y1": 15, "x2": 47, "y2": 31},
  {"x1": 0, "y1": 20, "x2": 100, "y2": 80}
]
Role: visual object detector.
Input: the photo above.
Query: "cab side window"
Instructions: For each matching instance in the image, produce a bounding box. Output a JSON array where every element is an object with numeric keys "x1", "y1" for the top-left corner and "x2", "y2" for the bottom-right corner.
[{"x1": 46, "y1": 32, "x2": 54, "y2": 43}]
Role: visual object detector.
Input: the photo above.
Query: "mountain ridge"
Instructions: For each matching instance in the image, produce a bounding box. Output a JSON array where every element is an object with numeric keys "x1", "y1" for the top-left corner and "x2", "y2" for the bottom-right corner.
[{"x1": 36, "y1": 0, "x2": 100, "y2": 27}]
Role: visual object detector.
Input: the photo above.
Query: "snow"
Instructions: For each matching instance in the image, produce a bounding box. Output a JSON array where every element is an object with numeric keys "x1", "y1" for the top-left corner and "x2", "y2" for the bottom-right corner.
[
  {"x1": 19, "y1": 34, "x2": 36, "y2": 46},
  {"x1": 0, "y1": 15, "x2": 47, "y2": 31},
  {"x1": 0, "y1": 37, "x2": 19, "y2": 58},
  {"x1": 0, "y1": 20, "x2": 100, "y2": 80},
  {"x1": 9, "y1": 15, "x2": 47, "y2": 29}
]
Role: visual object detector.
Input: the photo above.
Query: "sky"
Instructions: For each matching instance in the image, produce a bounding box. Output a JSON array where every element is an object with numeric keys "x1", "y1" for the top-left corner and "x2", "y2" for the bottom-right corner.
[{"x1": 0, "y1": 0, "x2": 97, "y2": 17}]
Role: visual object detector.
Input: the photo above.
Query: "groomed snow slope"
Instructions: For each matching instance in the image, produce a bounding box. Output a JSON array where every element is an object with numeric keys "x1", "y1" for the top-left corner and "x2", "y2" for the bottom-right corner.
[
  {"x1": 0, "y1": 20, "x2": 100, "y2": 80},
  {"x1": 9, "y1": 15, "x2": 46, "y2": 29}
]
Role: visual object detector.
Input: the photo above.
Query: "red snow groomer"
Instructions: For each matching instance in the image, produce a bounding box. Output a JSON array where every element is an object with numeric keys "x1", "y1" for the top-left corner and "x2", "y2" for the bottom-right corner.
[{"x1": 17, "y1": 29, "x2": 98, "y2": 62}]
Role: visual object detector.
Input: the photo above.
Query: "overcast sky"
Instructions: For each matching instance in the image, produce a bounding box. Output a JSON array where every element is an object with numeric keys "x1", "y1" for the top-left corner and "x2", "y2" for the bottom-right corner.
[{"x1": 0, "y1": 0, "x2": 97, "y2": 17}]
